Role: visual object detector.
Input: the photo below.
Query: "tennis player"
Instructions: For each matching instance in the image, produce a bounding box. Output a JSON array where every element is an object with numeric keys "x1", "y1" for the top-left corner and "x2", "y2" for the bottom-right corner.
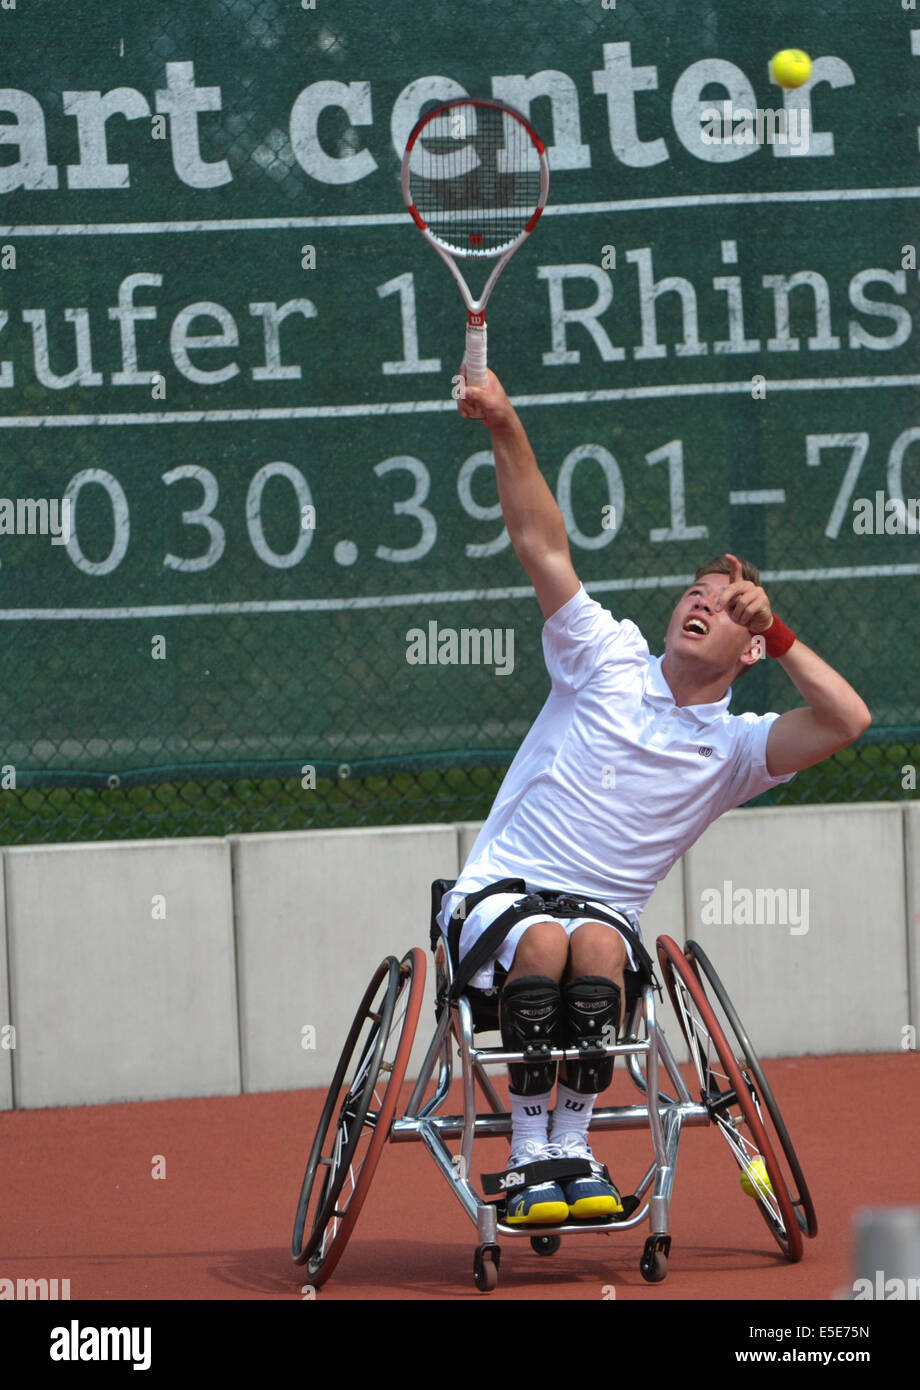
[{"x1": 439, "y1": 369, "x2": 871, "y2": 1225}]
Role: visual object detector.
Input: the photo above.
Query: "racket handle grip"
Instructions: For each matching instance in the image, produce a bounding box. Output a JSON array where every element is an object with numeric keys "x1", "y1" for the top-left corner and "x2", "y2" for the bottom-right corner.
[{"x1": 465, "y1": 320, "x2": 487, "y2": 388}]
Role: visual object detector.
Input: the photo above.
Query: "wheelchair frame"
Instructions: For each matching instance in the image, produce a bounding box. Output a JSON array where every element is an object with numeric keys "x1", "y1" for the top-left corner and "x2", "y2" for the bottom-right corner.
[{"x1": 292, "y1": 887, "x2": 817, "y2": 1293}]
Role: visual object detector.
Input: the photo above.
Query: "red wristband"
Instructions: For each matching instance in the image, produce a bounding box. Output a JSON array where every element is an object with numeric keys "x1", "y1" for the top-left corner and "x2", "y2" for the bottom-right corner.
[{"x1": 763, "y1": 614, "x2": 796, "y2": 658}]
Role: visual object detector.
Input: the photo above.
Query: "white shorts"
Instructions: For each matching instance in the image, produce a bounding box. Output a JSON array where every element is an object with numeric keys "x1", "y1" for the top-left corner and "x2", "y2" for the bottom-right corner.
[{"x1": 456, "y1": 890, "x2": 640, "y2": 992}]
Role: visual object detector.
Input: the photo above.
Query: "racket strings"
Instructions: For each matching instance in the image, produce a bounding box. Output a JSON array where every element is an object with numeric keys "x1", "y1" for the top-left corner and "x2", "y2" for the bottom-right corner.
[{"x1": 408, "y1": 103, "x2": 543, "y2": 256}]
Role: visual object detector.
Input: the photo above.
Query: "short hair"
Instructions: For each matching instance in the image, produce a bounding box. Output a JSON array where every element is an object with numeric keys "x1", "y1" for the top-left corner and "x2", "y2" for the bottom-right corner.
[
  {"x1": 691, "y1": 555, "x2": 761, "y2": 681},
  {"x1": 693, "y1": 554, "x2": 761, "y2": 586}
]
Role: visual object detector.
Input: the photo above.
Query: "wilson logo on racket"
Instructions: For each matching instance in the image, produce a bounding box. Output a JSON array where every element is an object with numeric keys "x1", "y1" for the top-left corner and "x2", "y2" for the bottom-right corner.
[{"x1": 401, "y1": 96, "x2": 549, "y2": 387}]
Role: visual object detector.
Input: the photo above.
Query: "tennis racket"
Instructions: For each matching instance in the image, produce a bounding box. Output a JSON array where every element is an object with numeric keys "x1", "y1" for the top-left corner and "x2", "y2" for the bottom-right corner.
[{"x1": 401, "y1": 97, "x2": 550, "y2": 387}]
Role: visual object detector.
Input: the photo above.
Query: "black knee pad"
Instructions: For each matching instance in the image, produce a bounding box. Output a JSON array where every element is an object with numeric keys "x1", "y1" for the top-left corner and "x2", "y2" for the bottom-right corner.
[
  {"x1": 562, "y1": 975, "x2": 621, "y2": 1095},
  {"x1": 499, "y1": 975, "x2": 561, "y2": 1096}
]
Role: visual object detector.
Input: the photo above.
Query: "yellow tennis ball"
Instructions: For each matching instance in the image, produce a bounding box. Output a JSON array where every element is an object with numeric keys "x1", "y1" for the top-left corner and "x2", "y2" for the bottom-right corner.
[
  {"x1": 770, "y1": 49, "x2": 812, "y2": 89},
  {"x1": 740, "y1": 1156, "x2": 773, "y2": 1198}
]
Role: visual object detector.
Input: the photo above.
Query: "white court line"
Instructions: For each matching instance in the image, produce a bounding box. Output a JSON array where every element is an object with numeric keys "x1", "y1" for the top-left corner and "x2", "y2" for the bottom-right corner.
[
  {"x1": 2, "y1": 563, "x2": 918, "y2": 621},
  {"x1": 2, "y1": 375, "x2": 919, "y2": 428},
  {"x1": 1, "y1": 185, "x2": 918, "y2": 235}
]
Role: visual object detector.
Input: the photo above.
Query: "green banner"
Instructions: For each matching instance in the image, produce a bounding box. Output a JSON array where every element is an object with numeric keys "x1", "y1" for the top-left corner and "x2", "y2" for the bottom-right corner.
[{"x1": 1, "y1": 0, "x2": 917, "y2": 788}]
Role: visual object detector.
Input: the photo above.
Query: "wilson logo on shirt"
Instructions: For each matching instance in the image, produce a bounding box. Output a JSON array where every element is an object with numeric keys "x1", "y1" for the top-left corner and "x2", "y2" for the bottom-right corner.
[{"x1": 698, "y1": 746, "x2": 713, "y2": 757}]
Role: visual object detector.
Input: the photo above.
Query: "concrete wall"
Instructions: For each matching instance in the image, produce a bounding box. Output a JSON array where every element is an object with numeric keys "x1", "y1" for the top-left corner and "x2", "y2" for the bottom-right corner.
[
  {"x1": 0, "y1": 856, "x2": 11, "y2": 1109},
  {"x1": 682, "y1": 803, "x2": 907, "y2": 1056},
  {"x1": 4, "y1": 839, "x2": 239, "y2": 1109},
  {"x1": 904, "y1": 805, "x2": 920, "y2": 1057},
  {"x1": 231, "y1": 824, "x2": 455, "y2": 1091},
  {"x1": 0, "y1": 803, "x2": 916, "y2": 1109}
]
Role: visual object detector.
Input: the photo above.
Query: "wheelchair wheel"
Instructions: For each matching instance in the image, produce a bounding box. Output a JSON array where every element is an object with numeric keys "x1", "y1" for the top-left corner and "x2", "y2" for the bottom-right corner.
[
  {"x1": 684, "y1": 939, "x2": 817, "y2": 1240},
  {"x1": 656, "y1": 936, "x2": 804, "y2": 1262},
  {"x1": 291, "y1": 948, "x2": 425, "y2": 1286}
]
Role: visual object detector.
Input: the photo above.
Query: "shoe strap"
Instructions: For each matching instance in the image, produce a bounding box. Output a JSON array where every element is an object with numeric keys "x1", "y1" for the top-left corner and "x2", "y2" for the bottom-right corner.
[{"x1": 481, "y1": 1157, "x2": 594, "y2": 1198}]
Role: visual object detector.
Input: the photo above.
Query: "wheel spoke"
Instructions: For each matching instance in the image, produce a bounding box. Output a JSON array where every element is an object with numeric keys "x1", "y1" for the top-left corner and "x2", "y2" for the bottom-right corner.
[
  {"x1": 684, "y1": 938, "x2": 818, "y2": 1242},
  {"x1": 657, "y1": 936, "x2": 805, "y2": 1261},
  {"x1": 292, "y1": 950, "x2": 426, "y2": 1283}
]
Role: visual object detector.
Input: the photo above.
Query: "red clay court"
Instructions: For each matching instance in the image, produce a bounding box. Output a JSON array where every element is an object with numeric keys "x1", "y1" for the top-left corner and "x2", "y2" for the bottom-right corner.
[{"x1": 4, "y1": 1051, "x2": 917, "y2": 1303}]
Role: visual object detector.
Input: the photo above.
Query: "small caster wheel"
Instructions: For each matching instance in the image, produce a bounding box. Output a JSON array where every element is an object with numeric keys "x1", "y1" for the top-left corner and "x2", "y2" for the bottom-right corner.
[
  {"x1": 531, "y1": 1234, "x2": 561, "y2": 1256},
  {"x1": 639, "y1": 1233, "x2": 671, "y2": 1283},
  {"x1": 474, "y1": 1243, "x2": 501, "y2": 1291}
]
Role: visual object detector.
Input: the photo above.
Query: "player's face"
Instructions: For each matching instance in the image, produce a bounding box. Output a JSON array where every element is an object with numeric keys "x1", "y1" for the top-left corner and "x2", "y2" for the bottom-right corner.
[{"x1": 664, "y1": 573, "x2": 755, "y2": 675}]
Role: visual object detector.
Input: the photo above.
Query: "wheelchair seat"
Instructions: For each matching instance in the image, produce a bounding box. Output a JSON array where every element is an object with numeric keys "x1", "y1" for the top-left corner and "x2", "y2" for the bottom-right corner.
[
  {"x1": 429, "y1": 876, "x2": 648, "y2": 1032},
  {"x1": 429, "y1": 877, "x2": 505, "y2": 1031}
]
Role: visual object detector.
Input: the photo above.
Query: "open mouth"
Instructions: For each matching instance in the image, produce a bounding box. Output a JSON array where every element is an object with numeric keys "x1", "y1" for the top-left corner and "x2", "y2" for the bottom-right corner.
[{"x1": 682, "y1": 617, "x2": 709, "y2": 637}]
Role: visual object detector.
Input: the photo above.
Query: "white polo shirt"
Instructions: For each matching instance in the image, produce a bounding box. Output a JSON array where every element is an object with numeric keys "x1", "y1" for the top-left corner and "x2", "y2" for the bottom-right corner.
[{"x1": 440, "y1": 584, "x2": 795, "y2": 931}]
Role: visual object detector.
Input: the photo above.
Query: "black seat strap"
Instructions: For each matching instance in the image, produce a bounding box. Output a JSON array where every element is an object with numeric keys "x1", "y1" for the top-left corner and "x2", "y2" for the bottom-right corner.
[
  {"x1": 445, "y1": 881, "x2": 657, "y2": 999},
  {"x1": 444, "y1": 877, "x2": 528, "y2": 980}
]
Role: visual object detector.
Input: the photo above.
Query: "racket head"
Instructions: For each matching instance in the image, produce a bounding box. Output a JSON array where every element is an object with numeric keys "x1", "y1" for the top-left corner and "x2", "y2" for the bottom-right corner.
[{"x1": 401, "y1": 97, "x2": 549, "y2": 260}]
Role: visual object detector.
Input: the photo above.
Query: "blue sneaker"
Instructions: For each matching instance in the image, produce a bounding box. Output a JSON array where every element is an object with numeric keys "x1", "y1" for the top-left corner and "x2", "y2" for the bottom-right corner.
[
  {"x1": 550, "y1": 1133, "x2": 623, "y2": 1220},
  {"x1": 503, "y1": 1140, "x2": 568, "y2": 1226}
]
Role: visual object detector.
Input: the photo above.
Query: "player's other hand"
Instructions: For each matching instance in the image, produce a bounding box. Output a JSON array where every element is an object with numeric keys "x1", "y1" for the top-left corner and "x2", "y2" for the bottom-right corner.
[
  {"x1": 456, "y1": 366, "x2": 517, "y2": 431},
  {"x1": 713, "y1": 552, "x2": 774, "y2": 633}
]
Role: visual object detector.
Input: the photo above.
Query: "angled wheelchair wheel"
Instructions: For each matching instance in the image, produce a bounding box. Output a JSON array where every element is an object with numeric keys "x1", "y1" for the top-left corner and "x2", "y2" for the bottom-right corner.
[
  {"x1": 657, "y1": 936, "x2": 804, "y2": 1262},
  {"x1": 292, "y1": 948, "x2": 426, "y2": 1286},
  {"x1": 684, "y1": 939, "x2": 818, "y2": 1240}
]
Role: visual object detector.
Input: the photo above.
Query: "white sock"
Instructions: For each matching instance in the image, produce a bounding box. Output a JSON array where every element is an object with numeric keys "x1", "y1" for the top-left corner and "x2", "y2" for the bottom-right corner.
[
  {"x1": 550, "y1": 1082, "x2": 596, "y2": 1144},
  {"x1": 509, "y1": 1091, "x2": 553, "y2": 1156}
]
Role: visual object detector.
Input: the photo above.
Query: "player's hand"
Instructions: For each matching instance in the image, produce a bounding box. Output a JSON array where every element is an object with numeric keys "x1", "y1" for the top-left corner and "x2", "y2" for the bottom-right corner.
[
  {"x1": 456, "y1": 366, "x2": 517, "y2": 431},
  {"x1": 713, "y1": 553, "x2": 774, "y2": 633}
]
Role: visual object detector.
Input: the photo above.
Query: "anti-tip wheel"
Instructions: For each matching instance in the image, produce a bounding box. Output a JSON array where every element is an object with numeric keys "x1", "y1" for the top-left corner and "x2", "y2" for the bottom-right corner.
[
  {"x1": 639, "y1": 1235, "x2": 670, "y2": 1283},
  {"x1": 474, "y1": 1243, "x2": 501, "y2": 1291}
]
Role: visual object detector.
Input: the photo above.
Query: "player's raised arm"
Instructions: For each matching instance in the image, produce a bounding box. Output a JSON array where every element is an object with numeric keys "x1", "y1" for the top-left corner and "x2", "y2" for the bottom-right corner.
[
  {"x1": 715, "y1": 553, "x2": 872, "y2": 775},
  {"x1": 458, "y1": 369, "x2": 580, "y2": 620}
]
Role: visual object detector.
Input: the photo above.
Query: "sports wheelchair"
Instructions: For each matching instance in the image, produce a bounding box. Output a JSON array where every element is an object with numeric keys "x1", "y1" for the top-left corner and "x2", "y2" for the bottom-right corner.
[{"x1": 292, "y1": 879, "x2": 817, "y2": 1292}]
